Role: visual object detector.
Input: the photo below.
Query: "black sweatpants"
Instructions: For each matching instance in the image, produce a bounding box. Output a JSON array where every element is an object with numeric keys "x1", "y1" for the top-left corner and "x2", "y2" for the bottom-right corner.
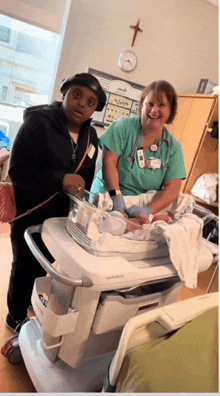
[{"x1": 7, "y1": 220, "x2": 54, "y2": 320}]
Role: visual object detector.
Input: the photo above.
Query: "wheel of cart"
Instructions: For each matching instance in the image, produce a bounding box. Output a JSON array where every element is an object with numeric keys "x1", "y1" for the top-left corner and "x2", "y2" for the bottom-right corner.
[{"x1": 1, "y1": 335, "x2": 23, "y2": 364}]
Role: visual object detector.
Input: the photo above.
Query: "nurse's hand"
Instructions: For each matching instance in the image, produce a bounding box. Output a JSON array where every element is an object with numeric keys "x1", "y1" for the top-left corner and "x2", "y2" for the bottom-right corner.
[
  {"x1": 112, "y1": 195, "x2": 126, "y2": 212},
  {"x1": 63, "y1": 174, "x2": 85, "y2": 196},
  {"x1": 125, "y1": 205, "x2": 151, "y2": 218}
]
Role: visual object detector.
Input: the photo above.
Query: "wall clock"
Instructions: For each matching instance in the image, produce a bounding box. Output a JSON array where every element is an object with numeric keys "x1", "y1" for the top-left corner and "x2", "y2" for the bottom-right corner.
[{"x1": 118, "y1": 50, "x2": 137, "y2": 72}]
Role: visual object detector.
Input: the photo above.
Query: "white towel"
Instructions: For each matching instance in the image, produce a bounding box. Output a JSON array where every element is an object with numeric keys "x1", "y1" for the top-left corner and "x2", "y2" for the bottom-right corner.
[
  {"x1": 94, "y1": 192, "x2": 113, "y2": 211},
  {"x1": 156, "y1": 214, "x2": 213, "y2": 289},
  {"x1": 98, "y1": 211, "x2": 127, "y2": 235}
]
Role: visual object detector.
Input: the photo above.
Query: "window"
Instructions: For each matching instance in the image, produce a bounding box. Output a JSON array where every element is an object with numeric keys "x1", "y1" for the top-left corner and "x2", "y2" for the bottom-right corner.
[
  {"x1": 0, "y1": 14, "x2": 61, "y2": 144},
  {"x1": 0, "y1": 25, "x2": 10, "y2": 43},
  {"x1": 1, "y1": 86, "x2": 8, "y2": 101}
]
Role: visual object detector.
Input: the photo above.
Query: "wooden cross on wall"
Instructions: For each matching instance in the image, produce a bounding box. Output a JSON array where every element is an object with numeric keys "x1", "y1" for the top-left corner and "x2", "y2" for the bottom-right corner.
[{"x1": 130, "y1": 19, "x2": 143, "y2": 47}]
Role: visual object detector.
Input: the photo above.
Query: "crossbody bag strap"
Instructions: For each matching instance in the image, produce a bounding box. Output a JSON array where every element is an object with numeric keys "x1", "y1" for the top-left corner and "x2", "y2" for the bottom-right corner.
[
  {"x1": 12, "y1": 191, "x2": 59, "y2": 222},
  {"x1": 74, "y1": 131, "x2": 90, "y2": 174},
  {"x1": 9, "y1": 131, "x2": 91, "y2": 223}
]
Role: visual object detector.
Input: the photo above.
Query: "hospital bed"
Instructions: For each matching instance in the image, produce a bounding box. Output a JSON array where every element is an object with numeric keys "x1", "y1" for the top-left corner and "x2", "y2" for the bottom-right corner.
[
  {"x1": 103, "y1": 292, "x2": 218, "y2": 393},
  {"x1": 3, "y1": 192, "x2": 219, "y2": 392}
]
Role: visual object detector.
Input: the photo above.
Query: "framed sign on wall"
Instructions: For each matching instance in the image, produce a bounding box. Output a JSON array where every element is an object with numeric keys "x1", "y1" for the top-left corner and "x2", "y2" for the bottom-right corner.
[{"x1": 88, "y1": 68, "x2": 145, "y2": 127}]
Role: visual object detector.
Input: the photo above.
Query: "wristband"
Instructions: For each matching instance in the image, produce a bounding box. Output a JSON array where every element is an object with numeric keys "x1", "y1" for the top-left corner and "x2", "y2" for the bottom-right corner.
[{"x1": 109, "y1": 189, "x2": 122, "y2": 197}]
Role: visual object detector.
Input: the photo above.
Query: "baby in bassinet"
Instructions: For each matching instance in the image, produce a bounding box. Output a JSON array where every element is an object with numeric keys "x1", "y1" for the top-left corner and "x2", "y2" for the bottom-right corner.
[
  {"x1": 98, "y1": 210, "x2": 174, "y2": 236},
  {"x1": 95, "y1": 190, "x2": 193, "y2": 236}
]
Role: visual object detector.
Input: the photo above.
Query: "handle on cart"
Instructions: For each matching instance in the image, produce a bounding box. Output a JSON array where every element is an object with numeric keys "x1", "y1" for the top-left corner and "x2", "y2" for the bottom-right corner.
[{"x1": 24, "y1": 225, "x2": 91, "y2": 287}]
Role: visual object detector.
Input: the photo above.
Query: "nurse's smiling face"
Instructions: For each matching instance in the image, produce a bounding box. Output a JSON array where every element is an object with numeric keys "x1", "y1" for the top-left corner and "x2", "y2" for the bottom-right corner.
[{"x1": 140, "y1": 90, "x2": 171, "y2": 133}]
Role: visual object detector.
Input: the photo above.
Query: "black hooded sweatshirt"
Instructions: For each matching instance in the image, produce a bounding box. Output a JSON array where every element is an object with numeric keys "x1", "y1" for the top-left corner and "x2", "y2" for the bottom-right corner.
[{"x1": 9, "y1": 101, "x2": 99, "y2": 226}]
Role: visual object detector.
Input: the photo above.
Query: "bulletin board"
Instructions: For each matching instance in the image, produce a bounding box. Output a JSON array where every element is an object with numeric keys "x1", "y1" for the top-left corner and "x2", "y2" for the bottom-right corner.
[{"x1": 88, "y1": 68, "x2": 145, "y2": 126}]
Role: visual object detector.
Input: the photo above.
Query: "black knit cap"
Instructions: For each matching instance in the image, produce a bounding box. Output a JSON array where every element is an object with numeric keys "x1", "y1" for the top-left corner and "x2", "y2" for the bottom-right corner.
[{"x1": 60, "y1": 73, "x2": 106, "y2": 112}]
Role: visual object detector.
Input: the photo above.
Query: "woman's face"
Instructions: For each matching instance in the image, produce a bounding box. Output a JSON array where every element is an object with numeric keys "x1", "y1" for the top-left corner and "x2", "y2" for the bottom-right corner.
[
  {"x1": 62, "y1": 85, "x2": 99, "y2": 127},
  {"x1": 140, "y1": 90, "x2": 171, "y2": 132}
]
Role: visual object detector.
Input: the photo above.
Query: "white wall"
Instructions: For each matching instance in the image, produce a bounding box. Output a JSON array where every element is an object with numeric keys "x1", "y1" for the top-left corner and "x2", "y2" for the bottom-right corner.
[
  {"x1": 52, "y1": 0, "x2": 218, "y2": 99},
  {"x1": 0, "y1": 0, "x2": 218, "y2": 97}
]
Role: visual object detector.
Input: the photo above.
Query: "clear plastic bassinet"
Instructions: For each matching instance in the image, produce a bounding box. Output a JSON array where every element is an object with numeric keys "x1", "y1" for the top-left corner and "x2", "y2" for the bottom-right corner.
[{"x1": 65, "y1": 191, "x2": 170, "y2": 261}]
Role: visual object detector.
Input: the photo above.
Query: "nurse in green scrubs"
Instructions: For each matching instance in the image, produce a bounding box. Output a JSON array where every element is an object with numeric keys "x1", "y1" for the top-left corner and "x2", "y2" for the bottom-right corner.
[{"x1": 91, "y1": 80, "x2": 186, "y2": 220}]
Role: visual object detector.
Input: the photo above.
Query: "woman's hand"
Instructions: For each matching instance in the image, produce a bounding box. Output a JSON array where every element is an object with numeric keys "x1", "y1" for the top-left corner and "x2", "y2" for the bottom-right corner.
[
  {"x1": 63, "y1": 174, "x2": 85, "y2": 196},
  {"x1": 125, "y1": 205, "x2": 151, "y2": 218},
  {"x1": 112, "y1": 195, "x2": 126, "y2": 212},
  {"x1": 149, "y1": 179, "x2": 182, "y2": 214}
]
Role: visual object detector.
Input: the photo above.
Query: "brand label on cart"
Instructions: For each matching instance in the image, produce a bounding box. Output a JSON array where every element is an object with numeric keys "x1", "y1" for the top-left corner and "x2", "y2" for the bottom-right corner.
[{"x1": 106, "y1": 275, "x2": 124, "y2": 280}]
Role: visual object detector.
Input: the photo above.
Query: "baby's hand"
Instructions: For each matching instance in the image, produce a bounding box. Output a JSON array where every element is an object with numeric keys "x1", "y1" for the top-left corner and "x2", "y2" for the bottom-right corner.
[
  {"x1": 167, "y1": 211, "x2": 175, "y2": 220},
  {"x1": 151, "y1": 214, "x2": 173, "y2": 223}
]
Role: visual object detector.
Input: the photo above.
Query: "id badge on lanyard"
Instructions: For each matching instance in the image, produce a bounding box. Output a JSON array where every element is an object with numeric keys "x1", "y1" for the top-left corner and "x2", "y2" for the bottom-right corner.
[
  {"x1": 146, "y1": 157, "x2": 162, "y2": 169},
  {"x1": 136, "y1": 148, "x2": 145, "y2": 168},
  {"x1": 137, "y1": 149, "x2": 162, "y2": 169}
]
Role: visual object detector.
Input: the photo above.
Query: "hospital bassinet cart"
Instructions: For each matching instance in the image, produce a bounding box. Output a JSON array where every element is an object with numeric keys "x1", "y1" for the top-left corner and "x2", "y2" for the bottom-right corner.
[{"x1": 3, "y1": 192, "x2": 219, "y2": 392}]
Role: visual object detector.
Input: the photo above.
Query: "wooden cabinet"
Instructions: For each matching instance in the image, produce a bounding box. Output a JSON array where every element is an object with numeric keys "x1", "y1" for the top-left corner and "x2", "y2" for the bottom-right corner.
[{"x1": 168, "y1": 94, "x2": 218, "y2": 214}]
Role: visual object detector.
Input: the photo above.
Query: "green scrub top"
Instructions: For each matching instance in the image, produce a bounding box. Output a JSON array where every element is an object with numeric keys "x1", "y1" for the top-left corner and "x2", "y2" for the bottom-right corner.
[{"x1": 91, "y1": 117, "x2": 186, "y2": 196}]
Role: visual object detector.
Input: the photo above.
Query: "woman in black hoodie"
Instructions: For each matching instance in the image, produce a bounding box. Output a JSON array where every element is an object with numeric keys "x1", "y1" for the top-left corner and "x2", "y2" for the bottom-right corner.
[{"x1": 6, "y1": 73, "x2": 106, "y2": 334}]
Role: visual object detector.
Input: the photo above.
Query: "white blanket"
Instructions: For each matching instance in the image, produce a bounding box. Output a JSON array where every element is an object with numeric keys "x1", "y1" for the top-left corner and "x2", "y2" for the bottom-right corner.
[{"x1": 151, "y1": 214, "x2": 213, "y2": 289}]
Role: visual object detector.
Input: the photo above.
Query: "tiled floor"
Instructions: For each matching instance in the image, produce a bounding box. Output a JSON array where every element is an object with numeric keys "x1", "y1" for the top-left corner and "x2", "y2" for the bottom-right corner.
[{"x1": 0, "y1": 222, "x2": 218, "y2": 392}]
